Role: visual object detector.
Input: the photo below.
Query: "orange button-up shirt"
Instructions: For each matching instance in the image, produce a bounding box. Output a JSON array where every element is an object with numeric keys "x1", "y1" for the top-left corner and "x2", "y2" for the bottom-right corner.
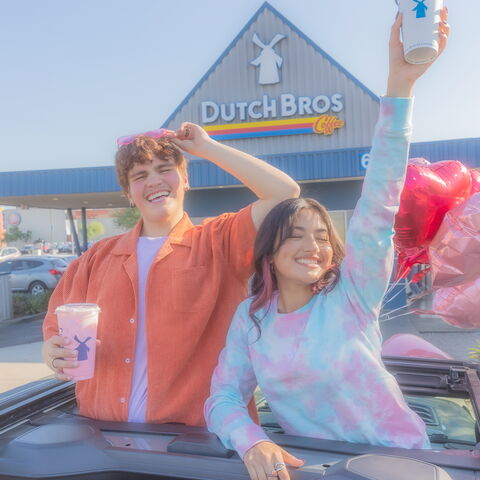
[{"x1": 43, "y1": 206, "x2": 256, "y2": 425}]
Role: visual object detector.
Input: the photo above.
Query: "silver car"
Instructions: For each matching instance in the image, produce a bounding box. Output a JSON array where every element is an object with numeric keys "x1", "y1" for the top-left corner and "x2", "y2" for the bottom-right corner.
[
  {"x1": 0, "y1": 256, "x2": 67, "y2": 295},
  {"x1": 0, "y1": 247, "x2": 21, "y2": 261}
]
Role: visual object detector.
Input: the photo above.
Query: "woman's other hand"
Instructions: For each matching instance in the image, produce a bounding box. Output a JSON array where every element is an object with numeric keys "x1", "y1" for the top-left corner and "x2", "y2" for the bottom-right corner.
[
  {"x1": 243, "y1": 441, "x2": 304, "y2": 480},
  {"x1": 387, "y1": 7, "x2": 449, "y2": 97}
]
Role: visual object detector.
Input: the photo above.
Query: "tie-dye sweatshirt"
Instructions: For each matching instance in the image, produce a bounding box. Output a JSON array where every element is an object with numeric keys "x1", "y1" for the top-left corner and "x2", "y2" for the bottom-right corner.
[{"x1": 204, "y1": 97, "x2": 430, "y2": 458}]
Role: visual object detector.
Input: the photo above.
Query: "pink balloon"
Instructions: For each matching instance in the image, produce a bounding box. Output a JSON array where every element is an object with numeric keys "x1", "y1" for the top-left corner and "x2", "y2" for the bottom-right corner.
[
  {"x1": 432, "y1": 278, "x2": 480, "y2": 329},
  {"x1": 382, "y1": 334, "x2": 452, "y2": 360},
  {"x1": 429, "y1": 193, "x2": 480, "y2": 288},
  {"x1": 471, "y1": 169, "x2": 480, "y2": 195}
]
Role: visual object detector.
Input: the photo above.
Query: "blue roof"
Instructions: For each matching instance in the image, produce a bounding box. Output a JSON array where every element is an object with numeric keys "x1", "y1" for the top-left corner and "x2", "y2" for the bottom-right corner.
[
  {"x1": 188, "y1": 136, "x2": 480, "y2": 187},
  {"x1": 0, "y1": 137, "x2": 478, "y2": 199},
  {"x1": 409, "y1": 137, "x2": 480, "y2": 165},
  {"x1": 0, "y1": 166, "x2": 119, "y2": 196}
]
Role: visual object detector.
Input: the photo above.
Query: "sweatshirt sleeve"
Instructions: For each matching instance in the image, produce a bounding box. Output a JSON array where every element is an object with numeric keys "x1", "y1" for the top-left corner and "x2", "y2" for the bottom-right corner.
[
  {"x1": 340, "y1": 97, "x2": 414, "y2": 326},
  {"x1": 204, "y1": 301, "x2": 270, "y2": 458}
]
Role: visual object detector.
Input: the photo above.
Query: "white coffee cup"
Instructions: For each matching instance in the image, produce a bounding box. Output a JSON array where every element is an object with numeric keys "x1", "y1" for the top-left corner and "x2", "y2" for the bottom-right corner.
[{"x1": 396, "y1": 0, "x2": 443, "y2": 64}]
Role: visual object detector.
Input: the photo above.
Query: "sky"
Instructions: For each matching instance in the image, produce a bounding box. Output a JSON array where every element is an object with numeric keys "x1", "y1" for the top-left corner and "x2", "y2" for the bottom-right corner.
[{"x1": 0, "y1": 0, "x2": 479, "y2": 173}]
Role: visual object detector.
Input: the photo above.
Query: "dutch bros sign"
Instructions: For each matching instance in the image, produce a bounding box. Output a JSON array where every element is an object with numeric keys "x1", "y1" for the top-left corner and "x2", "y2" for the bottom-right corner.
[{"x1": 199, "y1": 32, "x2": 347, "y2": 140}]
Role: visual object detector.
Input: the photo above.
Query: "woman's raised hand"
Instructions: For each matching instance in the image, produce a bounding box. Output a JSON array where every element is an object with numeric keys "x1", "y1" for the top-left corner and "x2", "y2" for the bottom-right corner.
[
  {"x1": 387, "y1": 7, "x2": 449, "y2": 97},
  {"x1": 243, "y1": 441, "x2": 304, "y2": 480}
]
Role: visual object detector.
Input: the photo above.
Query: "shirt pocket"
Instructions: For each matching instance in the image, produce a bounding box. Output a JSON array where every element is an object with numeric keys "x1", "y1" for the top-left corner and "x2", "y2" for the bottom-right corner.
[{"x1": 172, "y1": 266, "x2": 217, "y2": 314}]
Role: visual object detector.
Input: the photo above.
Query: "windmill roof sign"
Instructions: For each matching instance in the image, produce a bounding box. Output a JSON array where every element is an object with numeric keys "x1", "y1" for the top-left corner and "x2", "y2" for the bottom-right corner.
[{"x1": 163, "y1": 2, "x2": 379, "y2": 156}]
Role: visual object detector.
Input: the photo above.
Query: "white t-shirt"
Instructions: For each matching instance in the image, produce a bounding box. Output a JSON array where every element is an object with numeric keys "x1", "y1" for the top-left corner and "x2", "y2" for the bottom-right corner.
[{"x1": 128, "y1": 236, "x2": 166, "y2": 423}]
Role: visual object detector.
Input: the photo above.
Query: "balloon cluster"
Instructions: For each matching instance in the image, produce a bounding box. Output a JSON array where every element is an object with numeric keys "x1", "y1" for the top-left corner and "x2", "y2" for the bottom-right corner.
[{"x1": 393, "y1": 160, "x2": 480, "y2": 329}]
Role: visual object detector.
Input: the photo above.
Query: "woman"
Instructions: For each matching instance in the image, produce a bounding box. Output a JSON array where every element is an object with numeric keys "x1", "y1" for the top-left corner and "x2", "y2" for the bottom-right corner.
[{"x1": 204, "y1": 11, "x2": 449, "y2": 480}]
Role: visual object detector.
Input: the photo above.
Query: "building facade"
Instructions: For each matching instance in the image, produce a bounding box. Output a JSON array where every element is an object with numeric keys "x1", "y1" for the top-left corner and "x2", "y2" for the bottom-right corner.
[{"x1": 0, "y1": 2, "x2": 479, "y2": 243}]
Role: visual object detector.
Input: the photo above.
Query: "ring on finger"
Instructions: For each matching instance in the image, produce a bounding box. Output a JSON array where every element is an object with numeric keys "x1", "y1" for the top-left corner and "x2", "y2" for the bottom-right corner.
[
  {"x1": 274, "y1": 462, "x2": 286, "y2": 472},
  {"x1": 51, "y1": 358, "x2": 58, "y2": 369},
  {"x1": 267, "y1": 472, "x2": 278, "y2": 478}
]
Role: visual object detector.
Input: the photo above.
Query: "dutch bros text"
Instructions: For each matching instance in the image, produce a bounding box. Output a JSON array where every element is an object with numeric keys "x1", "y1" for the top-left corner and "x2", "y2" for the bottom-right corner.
[{"x1": 201, "y1": 93, "x2": 344, "y2": 124}]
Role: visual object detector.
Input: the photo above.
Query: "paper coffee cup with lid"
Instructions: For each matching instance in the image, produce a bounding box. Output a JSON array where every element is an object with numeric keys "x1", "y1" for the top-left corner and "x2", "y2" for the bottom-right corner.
[{"x1": 396, "y1": 0, "x2": 443, "y2": 64}]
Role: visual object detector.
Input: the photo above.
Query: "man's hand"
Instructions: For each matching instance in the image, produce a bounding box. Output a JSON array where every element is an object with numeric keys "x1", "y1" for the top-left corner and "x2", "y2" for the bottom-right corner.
[
  {"x1": 170, "y1": 122, "x2": 216, "y2": 158},
  {"x1": 42, "y1": 335, "x2": 77, "y2": 381},
  {"x1": 243, "y1": 441, "x2": 304, "y2": 480}
]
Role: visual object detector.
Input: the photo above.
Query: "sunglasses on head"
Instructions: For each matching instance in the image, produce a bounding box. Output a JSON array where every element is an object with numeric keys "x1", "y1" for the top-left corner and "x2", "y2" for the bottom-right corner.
[{"x1": 116, "y1": 128, "x2": 174, "y2": 147}]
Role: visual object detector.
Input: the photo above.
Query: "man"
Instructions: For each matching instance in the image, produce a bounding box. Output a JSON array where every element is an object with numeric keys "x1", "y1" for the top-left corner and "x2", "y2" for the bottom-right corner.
[{"x1": 42, "y1": 122, "x2": 299, "y2": 424}]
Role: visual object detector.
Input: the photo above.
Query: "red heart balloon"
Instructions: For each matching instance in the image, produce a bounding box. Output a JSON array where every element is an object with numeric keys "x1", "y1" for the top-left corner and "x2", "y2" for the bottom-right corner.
[
  {"x1": 393, "y1": 160, "x2": 471, "y2": 279},
  {"x1": 424, "y1": 161, "x2": 472, "y2": 239}
]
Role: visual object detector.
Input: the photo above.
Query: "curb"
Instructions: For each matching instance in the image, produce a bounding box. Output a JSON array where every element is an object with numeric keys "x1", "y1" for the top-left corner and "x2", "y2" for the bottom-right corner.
[{"x1": 0, "y1": 312, "x2": 45, "y2": 327}]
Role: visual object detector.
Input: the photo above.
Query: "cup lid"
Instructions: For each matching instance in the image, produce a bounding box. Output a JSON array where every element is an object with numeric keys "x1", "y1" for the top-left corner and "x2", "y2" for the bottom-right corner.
[{"x1": 55, "y1": 303, "x2": 101, "y2": 313}]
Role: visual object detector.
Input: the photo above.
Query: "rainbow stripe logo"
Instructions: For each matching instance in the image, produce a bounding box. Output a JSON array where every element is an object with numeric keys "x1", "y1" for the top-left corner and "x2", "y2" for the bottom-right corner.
[{"x1": 204, "y1": 115, "x2": 345, "y2": 140}]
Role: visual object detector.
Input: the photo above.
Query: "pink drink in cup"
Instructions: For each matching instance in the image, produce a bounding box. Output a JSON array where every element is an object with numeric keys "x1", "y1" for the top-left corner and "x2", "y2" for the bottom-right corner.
[{"x1": 55, "y1": 303, "x2": 100, "y2": 381}]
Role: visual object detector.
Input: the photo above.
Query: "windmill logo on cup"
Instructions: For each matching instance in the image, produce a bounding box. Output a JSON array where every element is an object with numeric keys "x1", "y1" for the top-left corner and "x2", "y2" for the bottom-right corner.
[
  {"x1": 74, "y1": 335, "x2": 92, "y2": 361},
  {"x1": 250, "y1": 33, "x2": 286, "y2": 85},
  {"x1": 55, "y1": 303, "x2": 100, "y2": 381},
  {"x1": 413, "y1": 0, "x2": 428, "y2": 18}
]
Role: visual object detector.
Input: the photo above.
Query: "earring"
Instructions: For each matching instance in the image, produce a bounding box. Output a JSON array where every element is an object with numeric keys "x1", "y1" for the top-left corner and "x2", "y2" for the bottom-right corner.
[{"x1": 129, "y1": 201, "x2": 135, "y2": 208}]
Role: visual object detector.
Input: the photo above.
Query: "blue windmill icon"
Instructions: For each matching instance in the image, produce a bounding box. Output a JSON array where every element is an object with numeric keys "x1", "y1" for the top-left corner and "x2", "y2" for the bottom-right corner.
[
  {"x1": 412, "y1": 0, "x2": 428, "y2": 18},
  {"x1": 74, "y1": 335, "x2": 92, "y2": 361}
]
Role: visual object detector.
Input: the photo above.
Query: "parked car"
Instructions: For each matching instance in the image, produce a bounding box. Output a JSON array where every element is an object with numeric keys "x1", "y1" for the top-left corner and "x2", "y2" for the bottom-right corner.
[
  {"x1": 53, "y1": 254, "x2": 77, "y2": 264},
  {"x1": 0, "y1": 355, "x2": 478, "y2": 479},
  {"x1": 42, "y1": 242, "x2": 59, "y2": 254},
  {"x1": 58, "y1": 242, "x2": 74, "y2": 253},
  {"x1": 0, "y1": 256, "x2": 67, "y2": 295},
  {"x1": 0, "y1": 247, "x2": 21, "y2": 261},
  {"x1": 20, "y1": 244, "x2": 35, "y2": 255}
]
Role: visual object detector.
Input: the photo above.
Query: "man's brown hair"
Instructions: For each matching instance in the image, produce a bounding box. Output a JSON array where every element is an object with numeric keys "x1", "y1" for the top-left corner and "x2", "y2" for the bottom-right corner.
[{"x1": 115, "y1": 136, "x2": 187, "y2": 192}]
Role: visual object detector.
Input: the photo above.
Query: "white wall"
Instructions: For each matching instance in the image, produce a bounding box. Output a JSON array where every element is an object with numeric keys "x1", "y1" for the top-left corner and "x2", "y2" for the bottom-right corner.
[{"x1": 2, "y1": 208, "x2": 66, "y2": 246}]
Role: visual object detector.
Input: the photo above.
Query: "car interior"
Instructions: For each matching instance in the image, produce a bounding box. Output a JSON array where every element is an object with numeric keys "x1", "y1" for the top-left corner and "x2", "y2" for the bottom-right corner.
[{"x1": 0, "y1": 356, "x2": 479, "y2": 479}]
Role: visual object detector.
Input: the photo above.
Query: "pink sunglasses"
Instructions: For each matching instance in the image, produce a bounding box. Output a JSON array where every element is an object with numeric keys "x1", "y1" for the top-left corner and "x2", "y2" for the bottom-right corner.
[{"x1": 116, "y1": 128, "x2": 174, "y2": 147}]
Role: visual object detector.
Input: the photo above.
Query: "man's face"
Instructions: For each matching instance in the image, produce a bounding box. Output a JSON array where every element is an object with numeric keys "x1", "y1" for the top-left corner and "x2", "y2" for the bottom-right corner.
[{"x1": 126, "y1": 156, "x2": 188, "y2": 228}]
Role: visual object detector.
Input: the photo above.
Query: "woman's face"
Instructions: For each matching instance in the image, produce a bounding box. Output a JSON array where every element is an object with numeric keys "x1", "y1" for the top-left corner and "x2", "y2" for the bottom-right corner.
[{"x1": 272, "y1": 208, "x2": 334, "y2": 290}]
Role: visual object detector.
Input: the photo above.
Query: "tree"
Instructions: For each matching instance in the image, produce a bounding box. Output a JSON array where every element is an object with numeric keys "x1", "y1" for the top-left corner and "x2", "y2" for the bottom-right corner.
[
  {"x1": 77, "y1": 221, "x2": 106, "y2": 241},
  {"x1": 87, "y1": 221, "x2": 105, "y2": 240},
  {"x1": 4, "y1": 226, "x2": 32, "y2": 243},
  {"x1": 113, "y1": 208, "x2": 140, "y2": 231}
]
